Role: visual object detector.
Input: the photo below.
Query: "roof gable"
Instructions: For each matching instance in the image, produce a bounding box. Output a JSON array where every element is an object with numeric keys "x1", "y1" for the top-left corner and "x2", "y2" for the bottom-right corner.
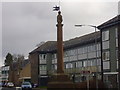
[{"x1": 98, "y1": 15, "x2": 120, "y2": 29}]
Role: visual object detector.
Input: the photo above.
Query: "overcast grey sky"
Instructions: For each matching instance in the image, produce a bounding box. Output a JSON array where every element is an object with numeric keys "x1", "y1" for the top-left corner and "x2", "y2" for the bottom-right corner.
[{"x1": 1, "y1": 0, "x2": 119, "y2": 66}]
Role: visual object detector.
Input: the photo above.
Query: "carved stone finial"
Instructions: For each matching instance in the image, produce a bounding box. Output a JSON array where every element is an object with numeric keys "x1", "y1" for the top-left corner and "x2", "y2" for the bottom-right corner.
[
  {"x1": 58, "y1": 11, "x2": 61, "y2": 15},
  {"x1": 57, "y1": 11, "x2": 63, "y2": 24}
]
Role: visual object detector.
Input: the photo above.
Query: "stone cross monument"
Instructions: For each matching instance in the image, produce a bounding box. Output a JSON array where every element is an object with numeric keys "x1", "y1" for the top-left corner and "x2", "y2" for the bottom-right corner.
[
  {"x1": 47, "y1": 11, "x2": 74, "y2": 90},
  {"x1": 56, "y1": 11, "x2": 64, "y2": 73}
]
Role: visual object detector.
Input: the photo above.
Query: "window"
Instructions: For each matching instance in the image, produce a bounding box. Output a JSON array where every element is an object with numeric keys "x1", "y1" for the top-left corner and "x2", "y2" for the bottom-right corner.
[
  {"x1": 78, "y1": 47, "x2": 87, "y2": 54},
  {"x1": 97, "y1": 43, "x2": 101, "y2": 51},
  {"x1": 39, "y1": 54, "x2": 47, "y2": 60},
  {"x1": 66, "y1": 63, "x2": 73, "y2": 69},
  {"x1": 89, "y1": 45, "x2": 93, "y2": 52},
  {"x1": 69, "y1": 56, "x2": 77, "y2": 61},
  {"x1": 115, "y1": 28, "x2": 118, "y2": 38},
  {"x1": 55, "y1": 65, "x2": 57, "y2": 70},
  {"x1": 92, "y1": 45, "x2": 96, "y2": 51},
  {"x1": 83, "y1": 47, "x2": 87, "y2": 53},
  {"x1": 64, "y1": 57, "x2": 69, "y2": 62},
  {"x1": 51, "y1": 64, "x2": 57, "y2": 70},
  {"x1": 117, "y1": 60, "x2": 118, "y2": 69},
  {"x1": 39, "y1": 54, "x2": 42, "y2": 60},
  {"x1": 43, "y1": 55, "x2": 46, "y2": 59},
  {"x1": 87, "y1": 46, "x2": 90, "y2": 52},
  {"x1": 97, "y1": 59, "x2": 101, "y2": 65},
  {"x1": 76, "y1": 61, "x2": 82, "y2": 68},
  {"x1": 78, "y1": 54, "x2": 87, "y2": 60},
  {"x1": 87, "y1": 60, "x2": 92, "y2": 66},
  {"x1": 64, "y1": 51, "x2": 68, "y2": 57},
  {"x1": 40, "y1": 65, "x2": 46, "y2": 70},
  {"x1": 91, "y1": 60, "x2": 96, "y2": 66},
  {"x1": 88, "y1": 52, "x2": 96, "y2": 58},
  {"x1": 97, "y1": 51, "x2": 101, "y2": 57},
  {"x1": 83, "y1": 60, "x2": 93, "y2": 67},
  {"x1": 78, "y1": 48, "x2": 82, "y2": 54},
  {"x1": 69, "y1": 49, "x2": 77, "y2": 56},
  {"x1": 103, "y1": 61, "x2": 110, "y2": 69},
  {"x1": 54, "y1": 54, "x2": 57, "y2": 59},
  {"x1": 102, "y1": 51, "x2": 109, "y2": 61},
  {"x1": 116, "y1": 50, "x2": 118, "y2": 60},
  {"x1": 116, "y1": 38, "x2": 118, "y2": 47},
  {"x1": 52, "y1": 54, "x2": 54, "y2": 59},
  {"x1": 102, "y1": 41, "x2": 109, "y2": 49},
  {"x1": 83, "y1": 61, "x2": 87, "y2": 67},
  {"x1": 51, "y1": 65, "x2": 54, "y2": 69},
  {"x1": 102, "y1": 30, "x2": 109, "y2": 41},
  {"x1": 52, "y1": 54, "x2": 57, "y2": 59}
]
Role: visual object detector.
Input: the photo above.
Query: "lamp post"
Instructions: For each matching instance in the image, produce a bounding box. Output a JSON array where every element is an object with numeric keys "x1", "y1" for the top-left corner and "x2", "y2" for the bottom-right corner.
[{"x1": 75, "y1": 24, "x2": 98, "y2": 89}]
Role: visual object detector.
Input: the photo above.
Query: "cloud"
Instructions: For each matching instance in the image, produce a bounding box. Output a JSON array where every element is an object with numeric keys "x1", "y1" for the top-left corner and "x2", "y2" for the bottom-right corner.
[
  {"x1": 61, "y1": 2, "x2": 118, "y2": 40},
  {"x1": 2, "y1": 2, "x2": 58, "y2": 60},
  {"x1": 0, "y1": 2, "x2": 2, "y2": 66},
  {"x1": 118, "y1": 1, "x2": 120, "y2": 15},
  {"x1": 2, "y1": 2, "x2": 118, "y2": 65}
]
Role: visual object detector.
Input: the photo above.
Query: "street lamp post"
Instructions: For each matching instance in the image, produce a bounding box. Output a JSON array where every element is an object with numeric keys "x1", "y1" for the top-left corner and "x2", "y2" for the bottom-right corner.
[{"x1": 75, "y1": 24, "x2": 98, "y2": 89}]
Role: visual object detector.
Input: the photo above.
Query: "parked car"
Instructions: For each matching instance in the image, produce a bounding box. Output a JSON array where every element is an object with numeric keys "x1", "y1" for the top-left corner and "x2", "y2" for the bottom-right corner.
[
  {"x1": 33, "y1": 83, "x2": 38, "y2": 88},
  {"x1": 0, "y1": 82, "x2": 3, "y2": 87},
  {"x1": 7, "y1": 82, "x2": 14, "y2": 88},
  {"x1": 3, "y1": 82, "x2": 8, "y2": 87},
  {"x1": 21, "y1": 82, "x2": 32, "y2": 90}
]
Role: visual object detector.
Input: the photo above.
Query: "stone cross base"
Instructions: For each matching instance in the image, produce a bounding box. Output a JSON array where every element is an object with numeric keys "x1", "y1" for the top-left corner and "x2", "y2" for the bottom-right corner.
[{"x1": 47, "y1": 73, "x2": 75, "y2": 90}]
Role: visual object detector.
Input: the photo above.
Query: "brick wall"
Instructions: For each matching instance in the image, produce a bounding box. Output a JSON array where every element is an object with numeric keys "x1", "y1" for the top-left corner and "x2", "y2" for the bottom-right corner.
[
  {"x1": 19, "y1": 63, "x2": 31, "y2": 78},
  {"x1": 29, "y1": 52, "x2": 39, "y2": 85}
]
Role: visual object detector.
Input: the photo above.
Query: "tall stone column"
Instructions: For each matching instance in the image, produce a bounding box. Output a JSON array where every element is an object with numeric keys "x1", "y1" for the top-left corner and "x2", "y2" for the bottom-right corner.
[
  {"x1": 56, "y1": 11, "x2": 64, "y2": 74},
  {"x1": 47, "y1": 11, "x2": 74, "y2": 90}
]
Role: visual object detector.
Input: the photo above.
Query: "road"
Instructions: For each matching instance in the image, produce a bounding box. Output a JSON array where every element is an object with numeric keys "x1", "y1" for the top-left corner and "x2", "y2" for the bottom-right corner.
[
  {"x1": 1, "y1": 87, "x2": 16, "y2": 90},
  {"x1": 1, "y1": 87, "x2": 25, "y2": 90},
  {"x1": 1, "y1": 87, "x2": 47, "y2": 90}
]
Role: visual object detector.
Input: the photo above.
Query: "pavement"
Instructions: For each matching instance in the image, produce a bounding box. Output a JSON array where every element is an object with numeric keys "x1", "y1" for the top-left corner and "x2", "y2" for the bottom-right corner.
[
  {"x1": 15, "y1": 87, "x2": 47, "y2": 90},
  {"x1": 1, "y1": 87, "x2": 16, "y2": 90},
  {"x1": 1, "y1": 87, "x2": 47, "y2": 90},
  {"x1": 32, "y1": 88, "x2": 47, "y2": 90}
]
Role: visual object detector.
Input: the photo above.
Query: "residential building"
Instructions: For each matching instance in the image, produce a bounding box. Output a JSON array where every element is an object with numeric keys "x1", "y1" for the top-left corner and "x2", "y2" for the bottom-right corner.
[
  {"x1": 0, "y1": 67, "x2": 1, "y2": 82},
  {"x1": 29, "y1": 15, "x2": 119, "y2": 88},
  {"x1": 29, "y1": 41, "x2": 56, "y2": 86},
  {"x1": 0, "y1": 66, "x2": 9, "y2": 83},
  {"x1": 19, "y1": 59, "x2": 31, "y2": 83},
  {"x1": 29, "y1": 32, "x2": 101, "y2": 86},
  {"x1": 98, "y1": 15, "x2": 120, "y2": 88},
  {"x1": 9, "y1": 59, "x2": 31, "y2": 86}
]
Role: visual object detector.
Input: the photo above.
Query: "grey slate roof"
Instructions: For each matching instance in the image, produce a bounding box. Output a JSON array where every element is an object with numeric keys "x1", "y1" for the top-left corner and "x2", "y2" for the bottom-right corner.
[
  {"x1": 98, "y1": 15, "x2": 120, "y2": 29},
  {"x1": 64, "y1": 31, "x2": 100, "y2": 50},
  {"x1": 29, "y1": 41, "x2": 57, "y2": 54},
  {"x1": 29, "y1": 31, "x2": 100, "y2": 54}
]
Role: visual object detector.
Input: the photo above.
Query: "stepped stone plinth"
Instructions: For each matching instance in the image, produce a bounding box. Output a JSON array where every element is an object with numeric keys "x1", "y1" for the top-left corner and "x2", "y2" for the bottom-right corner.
[{"x1": 48, "y1": 73, "x2": 74, "y2": 89}]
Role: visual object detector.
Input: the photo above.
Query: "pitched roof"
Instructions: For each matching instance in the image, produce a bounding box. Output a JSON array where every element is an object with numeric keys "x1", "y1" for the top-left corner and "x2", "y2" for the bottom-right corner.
[
  {"x1": 64, "y1": 31, "x2": 100, "y2": 50},
  {"x1": 98, "y1": 15, "x2": 120, "y2": 29},
  {"x1": 29, "y1": 31, "x2": 100, "y2": 54},
  {"x1": 29, "y1": 41, "x2": 57, "y2": 54}
]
